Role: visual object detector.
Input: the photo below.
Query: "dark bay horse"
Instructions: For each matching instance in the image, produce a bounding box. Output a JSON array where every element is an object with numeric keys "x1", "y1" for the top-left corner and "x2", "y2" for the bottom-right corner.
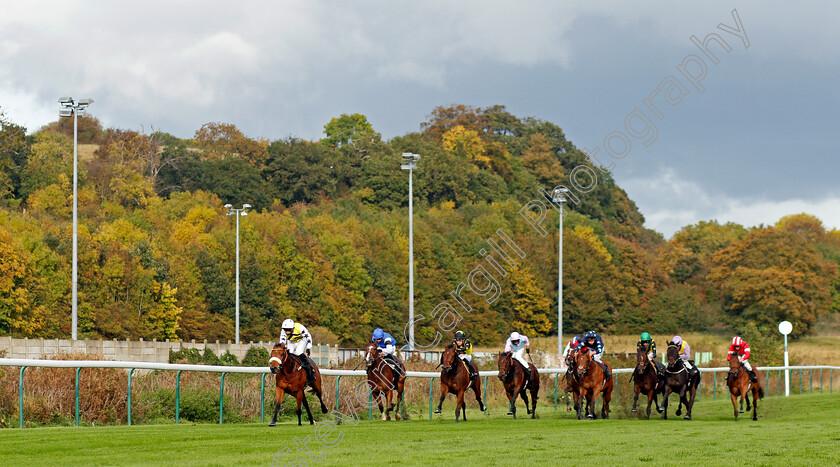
[
  {"x1": 574, "y1": 349, "x2": 613, "y2": 420},
  {"x1": 268, "y1": 343, "x2": 328, "y2": 426},
  {"x1": 497, "y1": 351, "x2": 539, "y2": 419},
  {"x1": 434, "y1": 344, "x2": 485, "y2": 421},
  {"x1": 364, "y1": 341, "x2": 406, "y2": 421},
  {"x1": 662, "y1": 343, "x2": 699, "y2": 420},
  {"x1": 631, "y1": 348, "x2": 665, "y2": 419},
  {"x1": 727, "y1": 356, "x2": 764, "y2": 421}
]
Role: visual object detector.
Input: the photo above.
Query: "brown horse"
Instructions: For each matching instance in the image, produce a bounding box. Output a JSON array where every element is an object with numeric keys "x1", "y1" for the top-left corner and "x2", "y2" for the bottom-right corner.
[
  {"x1": 662, "y1": 343, "x2": 699, "y2": 420},
  {"x1": 434, "y1": 344, "x2": 485, "y2": 421},
  {"x1": 727, "y1": 356, "x2": 764, "y2": 421},
  {"x1": 631, "y1": 348, "x2": 665, "y2": 419},
  {"x1": 497, "y1": 351, "x2": 539, "y2": 419},
  {"x1": 574, "y1": 349, "x2": 613, "y2": 420},
  {"x1": 268, "y1": 343, "x2": 328, "y2": 426},
  {"x1": 364, "y1": 341, "x2": 406, "y2": 421}
]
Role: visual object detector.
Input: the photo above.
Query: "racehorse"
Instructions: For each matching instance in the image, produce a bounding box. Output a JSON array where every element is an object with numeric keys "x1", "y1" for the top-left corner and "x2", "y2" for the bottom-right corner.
[
  {"x1": 364, "y1": 341, "x2": 406, "y2": 421},
  {"x1": 268, "y1": 343, "x2": 328, "y2": 426},
  {"x1": 434, "y1": 344, "x2": 485, "y2": 421},
  {"x1": 564, "y1": 350, "x2": 583, "y2": 413},
  {"x1": 631, "y1": 348, "x2": 665, "y2": 419},
  {"x1": 497, "y1": 351, "x2": 539, "y2": 419},
  {"x1": 662, "y1": 343, "x2": 699, "y2": 420},
  {"x1": 727, "y1": 354, "x2": 764, "y2": 421},
  {"x1": 574, "y1": 348, "x2": 613, "y2": 420}
]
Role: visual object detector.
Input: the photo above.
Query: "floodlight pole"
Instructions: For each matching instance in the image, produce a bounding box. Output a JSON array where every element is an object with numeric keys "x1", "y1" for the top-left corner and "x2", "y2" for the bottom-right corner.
[
  {"x1": 401, "y1": 153, "x2": 420, "y2": 350},
  {"x1": 59, "y1": 97, "x2": 93, "y2": 340},
  {"x1": 553, "y1": 188, "x2": 569, "y2": 357},
  {"x1": 784, "y1": 332, "x2": 789, "y2": 397},
  {"x1": 225, "y1": 204, "x2": 251, "y2": 344}
]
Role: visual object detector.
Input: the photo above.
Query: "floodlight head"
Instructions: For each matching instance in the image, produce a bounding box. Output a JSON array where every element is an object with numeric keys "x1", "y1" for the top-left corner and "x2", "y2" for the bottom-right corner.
[
  {"x1": 78, "y1": 98, "x2": 94, "y2": 106},
  {"x1": 552, "y1": 187, "x2": 571, "y2": 203},
  {"x1": 59, "y1": 97, "x2": 74, "y2": 105},
  {"x1": 224, "y1": 204, "x2": 233, "y2": 209},
  {"x1": 779, "y1": 320, "x2": 793, "y2": 335},
  {"x1": 402, "y1": 152, "x2": 420, "y2": 161},
  {"x1": 241, "y1": 211, "x2": 248, "y2": 216},
  {"x1": 242, "y1": 204, "x2": 252, "y2": 209},
  {"x1": 59, "y1": 109, "x2": 73, "y2": 117}
]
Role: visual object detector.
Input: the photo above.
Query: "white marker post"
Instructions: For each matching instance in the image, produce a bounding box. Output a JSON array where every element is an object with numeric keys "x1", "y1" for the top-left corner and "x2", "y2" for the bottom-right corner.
[{"x1": 779, "y1": 320, "x2": 793, "y2": 397}]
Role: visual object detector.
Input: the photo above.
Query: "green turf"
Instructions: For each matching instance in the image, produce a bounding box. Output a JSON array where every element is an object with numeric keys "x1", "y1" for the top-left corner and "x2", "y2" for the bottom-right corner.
[{"x1": 1, "y1": 394, "x2": 839, "y2": 466}]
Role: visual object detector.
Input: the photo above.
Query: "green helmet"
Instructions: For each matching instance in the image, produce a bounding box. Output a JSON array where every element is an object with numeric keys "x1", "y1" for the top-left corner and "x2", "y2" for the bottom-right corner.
[
  {"x1": 454, "y1": 331, "x2": 466, "y2": 340},
  {"x1": 640, "y1": 332, "x2": 651, "y2": 342}
]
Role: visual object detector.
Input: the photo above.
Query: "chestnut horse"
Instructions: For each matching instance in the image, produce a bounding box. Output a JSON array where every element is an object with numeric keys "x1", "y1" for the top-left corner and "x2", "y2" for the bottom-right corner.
[
  {"x1": 631, "y1": 348, "x2": 665, "y2": 419},
  {"x1": 497, "y1": 351, "x2": 539, "y2": 419},
  {"x1": 662, "y1": 343, "x2": 699, "y2": 420},
  {"x1": 364, "y1": 341, "x2": 406, "y2": 421},
  {"x1": 434, "y1": 344, "x2": 485, "y2": 421},
  {"x1": 727, "y1": 356, "x2": 764, "y2": 421},
  {"x1": 564, "y1": 350, "x2": 584, "y2": 414},
  {"x1": 574, "y1": 349, "x2": 613, "y2": 420},
  {"x1": 268, "y1": 343, "x2": 328, "y2": 426}
]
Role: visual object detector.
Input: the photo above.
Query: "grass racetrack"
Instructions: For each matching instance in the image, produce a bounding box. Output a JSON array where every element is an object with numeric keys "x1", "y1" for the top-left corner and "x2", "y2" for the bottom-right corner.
[{"x1": 1, "y1": 393, "x2": 839, "y2": 465}]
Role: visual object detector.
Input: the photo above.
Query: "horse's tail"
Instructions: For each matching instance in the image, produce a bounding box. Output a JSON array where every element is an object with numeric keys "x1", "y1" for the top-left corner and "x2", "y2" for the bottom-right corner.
[{"x1": 758, "y1": 386, "x2": 765, "y2": 400}]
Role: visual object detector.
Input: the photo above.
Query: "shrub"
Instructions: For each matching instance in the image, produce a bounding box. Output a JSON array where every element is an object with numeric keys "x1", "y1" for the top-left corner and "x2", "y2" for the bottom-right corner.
[
  {"x1": 241, "y1": 346, "x2": 270, "y2": 367},
  {"x1": 220, "y1": 351, "x2": 239, "y2": 366}
]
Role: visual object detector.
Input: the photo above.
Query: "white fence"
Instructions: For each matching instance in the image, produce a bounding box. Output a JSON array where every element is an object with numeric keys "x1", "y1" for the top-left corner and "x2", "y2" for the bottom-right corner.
[{"x1": 1, "y1": 358, "x2": 837, "y2": 428}]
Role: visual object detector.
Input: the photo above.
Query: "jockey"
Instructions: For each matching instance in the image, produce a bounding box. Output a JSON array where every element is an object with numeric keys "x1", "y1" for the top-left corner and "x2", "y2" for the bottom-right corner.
[
  {"x1": 372, "y1": 328, "x2": 402, "y2": 368},
  {"x1": 504, "y1": 331, "x2": 532, "y2": 385},
  {"x1": 671, "y1": 335, "x2": 695, "y2": 372},
  {"x1": 637, "y1": 332, "x2": 662, "y2": 379},
  {"x1": 728, "y1": 336, "x2": 757, "y2": 383},
  {"x1": 576, "y1": 330, "x2": 610, "y2": 379},
  {"x1": 562, "y1": 333, "x2": 586, "y2": 362},
  {"x1": 452, "y1": 330, "x2": 478, "y2": 380},
  {"x1": 278, "y1": 318, "x2": 315, "y2": 383}
]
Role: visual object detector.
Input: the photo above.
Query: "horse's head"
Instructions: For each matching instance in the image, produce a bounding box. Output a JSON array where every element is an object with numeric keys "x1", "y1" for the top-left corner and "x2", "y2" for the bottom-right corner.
[
  {"x1": 666, "y1": 343, "x2": 680, "y2": 370},
  {"x1": 497, "y1": 351, "x2": 512, "y2": 380},
  {"x1": 728, "y1": 354, "x2": 741, "y2": 378},
  {"x1": 441, "y1": 344, "x2": 458, "y2": 373},
  {"x1": 364, "y1": 341, "x2": 380, "y2": 367},
  {"x1": 269, "y1": 343, "x2": 288, "y2": 375},
  {"x1": 565, "y1": 349, "x2": 578, "y2": 369},
  {"x1": 576, "y1": 348, "x2": 592, "y2": 377},
  {"x1": 636, "y1": 347, "x2": 649, "y2": 375}
]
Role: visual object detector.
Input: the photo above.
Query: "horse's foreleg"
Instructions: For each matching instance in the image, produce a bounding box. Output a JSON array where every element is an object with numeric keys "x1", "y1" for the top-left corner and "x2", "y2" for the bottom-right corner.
[
  {"x1": 530, "y1": 386, "x2": 539, "y2": 419},
  {"x1": 645, "y1": 389, "x2": 654, "y2": 419},
  {"x1": 471, "y1": 378, "x2": 485, "y2": 412},
  {"x1": 632, "y1": 385, "x2": 640, "y2": 413},
  {"x1": 739, "y1": 393, "x2": 745, "y2": 413},
  {"x1": 662, "y1": 387, "x2": 671, "y2": 420},
  {"x1": 384, "y1": 389, "x2": 394, "y2": 421},
  {"x1": 730, "y1": 391, "x2": 739, "y2": 420},
  {"x1": 455, "y1": 390, "x2": 466, "y2": 422},
  {"x1": 752, "y1": 386, "x2": 759, "y2": 421},
  {"x1": 519, "y1": 387, "x2": 531, "y2": 415},
  {"x1": 434, "y1": 383, "x2": 449, "y2": 414},
  {"x1": 269, "y1": 388, "x2": 284, "y2": 426},
  {"x1": 588, "y1": 388, "x2": 601, "y2": 419},
  {"x1": 295, "y1": 391, "x2": 304, "y2": 426}
]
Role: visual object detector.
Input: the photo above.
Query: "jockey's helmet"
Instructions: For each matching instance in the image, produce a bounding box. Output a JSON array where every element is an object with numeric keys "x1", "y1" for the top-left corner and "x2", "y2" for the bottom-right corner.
[
  {"x1": 640, "y1": 332, "x2": 651, "y2": 342},
  {"x1": 510, "y1": 331, "x2": 521, "y2": 343},
  {"x1": 281, "y1": 318, "x2": 294, "y2": 332},
  {"x1": 373, "y1": 328, "x2": 384, "y2": 341},
  {"x1": 732, "y1": 336, "x2": 743, "y2": 347},
  {"x1": 585, "y1": 330, "x2": 597, "y2": 340},
  {"x1": 454, "y1": 330, "x2": 466, "y2": 341},
  {"x1": 672, "y1": 335, "x2": 683, "y2": 345}
]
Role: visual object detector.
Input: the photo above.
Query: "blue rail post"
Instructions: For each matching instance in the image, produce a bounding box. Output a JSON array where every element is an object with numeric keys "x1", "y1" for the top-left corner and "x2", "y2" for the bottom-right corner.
[
  {"x1": 428, "y1": 377, "x2": 435, "y2": 420},
  {"x1": 830, "y1": 369, "x2": 833, "y2": 394},
  {"x1": 260, "y1": 373, "x2": 266, "y2": 424},
  {"x1": 810, "y1": 369, "x2": 813, "y2": 394},
  {"x1": 127, "y1": 369, "x2": 135, "y2": 425},
  {"x1": 368, "y1": 388, "x2": 373, "y2": 421},
  {"x1": 75, "y1": 368, "x2": 82, "y2": 426},
  {"x1": 18, "y1": 366, "x2": 26, "y2": 429},
  {"x1": 219, "y1": 372, "x2": 226, "y2": 424},
  {"x1": 554, "y1": 373, "x2": 560, "y2": 411},
  {"x1": 800, "y1": 369, "x2": 803, "y2": 394},
  {"x1": 819, "y1": 369, "x2": 823, "y2": 394},
  {"x1": 697, "y1": 376, "x2": 701, "y2": 402},
  {"x1": 175, "y1": 370, "x2": 183, "y2": 424}
]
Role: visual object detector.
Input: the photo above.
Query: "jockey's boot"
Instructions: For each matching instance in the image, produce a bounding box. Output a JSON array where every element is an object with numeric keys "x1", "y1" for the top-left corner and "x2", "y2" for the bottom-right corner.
[
  {"x1": 300, "y1": 355, "x2": 316, "y2": 384},
  {"x1": 467, "y1": 361, "x2": 478, "y2": 381},
  {"x1": 520, "y1": 362, "x2": 531, "y2": 388},
  {"x1": 600, "y1": 362, "x2": 611, "y2": 380},
  {"x1": 748, "y1": 369, "x2": 758, "y2": 383}
]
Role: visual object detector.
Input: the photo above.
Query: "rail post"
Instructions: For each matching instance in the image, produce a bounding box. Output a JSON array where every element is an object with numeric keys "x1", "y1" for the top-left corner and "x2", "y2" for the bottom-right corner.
[
  {"x1": 175, "y1": 370, "x2": 183, "y2": 424},
  {"x1": 778, "y1": 369, "x2": 782, "y2": 396},
  {"x1": 713, "y1": 372, "x2": 717, "y2": 400},
  {"x1": 19, "y1": 366, "x2": 26, "y2": 429},
  {"x1": 799, "y1": 369, "x2": 803, "y2": 394},
  {"x1": 483, "y1": 376, "x2": 489, "y2": 415},
  {"x1": 554, "y1": 373, "x2": 560, "y2": 410},
  {"x1": 429, "y1": 377, "x2": 435, "y2": 420},
  {"x1": 809, "y1": 369, "x2": 813, "y2": 394},
  {"x1": 260, "y1": 373, "x2": 266, "y2": 424},
  {"x1": 127, "y1": 368, "x2": 135, "y2": 425},
  {"x1": 219, "y1": 372, "x2": 226, "y2": 424},
  {"x1": 819, "y1": 369, "x2": 823, "y2": 395},
  {"x1": 368, "y1": 388, "x2": 373, "y2": 421},
  {"x1": 75, "y1": 367, "x2": 82, "y2": 426}
]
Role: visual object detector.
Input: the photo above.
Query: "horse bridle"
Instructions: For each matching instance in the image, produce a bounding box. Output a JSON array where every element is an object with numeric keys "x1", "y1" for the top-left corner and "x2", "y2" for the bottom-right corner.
[{"x1": 665, "y1": 345, "x2": 686, "y2": 374}]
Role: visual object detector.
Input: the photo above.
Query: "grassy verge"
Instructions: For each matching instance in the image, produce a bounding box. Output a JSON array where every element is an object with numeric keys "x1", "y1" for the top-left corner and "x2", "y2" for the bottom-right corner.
[{"x1": 0, "y1": 393, "x2": 838, "y2": 465}]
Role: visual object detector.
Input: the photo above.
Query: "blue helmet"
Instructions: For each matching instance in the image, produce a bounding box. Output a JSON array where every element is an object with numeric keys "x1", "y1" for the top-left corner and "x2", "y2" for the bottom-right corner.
[
  {"x1": 373, "y1": 328, "x2": 384, "y2": 341},
  {"x1": 585, "y1": 330, "x2": 597, "y2": 339}
]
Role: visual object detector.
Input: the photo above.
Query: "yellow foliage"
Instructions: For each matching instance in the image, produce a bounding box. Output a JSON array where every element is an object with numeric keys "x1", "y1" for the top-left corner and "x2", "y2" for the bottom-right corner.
[
  {"x1": 96, "y1": 218, "x2": 147, "y2": 247},
  {"x1": 442, "y1": 125, "x2": 489, "y2": 166},
  {"x1": 573, "y1": 225, "x2": 612, "y2": 262}
]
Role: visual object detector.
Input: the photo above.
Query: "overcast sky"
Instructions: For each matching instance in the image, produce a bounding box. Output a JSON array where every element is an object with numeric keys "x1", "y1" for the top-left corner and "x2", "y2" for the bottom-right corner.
[{"x1": 1, "y1": 1, "x2": 838, "y2": 238}]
